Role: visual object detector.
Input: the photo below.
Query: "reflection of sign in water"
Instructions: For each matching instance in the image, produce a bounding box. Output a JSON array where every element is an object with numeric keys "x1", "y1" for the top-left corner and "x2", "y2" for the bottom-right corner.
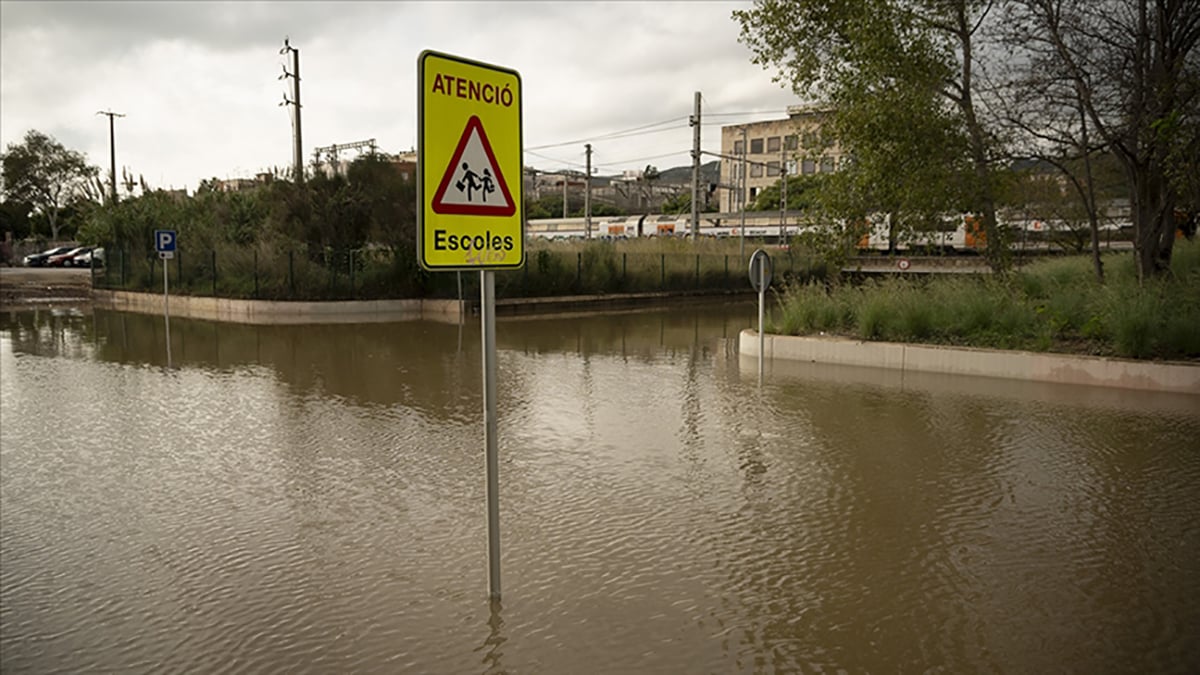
[{"x1": 432, "y1": 116, "x2": 514, "y2": 216}]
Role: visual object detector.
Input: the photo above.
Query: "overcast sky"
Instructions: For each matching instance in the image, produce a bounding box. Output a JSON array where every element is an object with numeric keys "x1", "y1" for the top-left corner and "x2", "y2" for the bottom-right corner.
[{"x1": 1, "y1": 1, "x2": 803, "y2": 192}]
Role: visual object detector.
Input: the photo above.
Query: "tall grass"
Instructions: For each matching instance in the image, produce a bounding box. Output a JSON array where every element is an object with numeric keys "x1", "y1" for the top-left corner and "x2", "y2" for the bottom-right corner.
[
  {"x1": 773, "y1": 238, "x2": 1200, "y2": 360},
  {"x1": 97, "y1": 235, "x2": 820, "y2": 302}
]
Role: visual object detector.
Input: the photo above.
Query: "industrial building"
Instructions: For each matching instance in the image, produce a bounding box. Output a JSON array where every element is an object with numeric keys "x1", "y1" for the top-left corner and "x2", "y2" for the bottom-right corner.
[{"x1": 718, "y1": 104, "x2": 844, "y2": 213}]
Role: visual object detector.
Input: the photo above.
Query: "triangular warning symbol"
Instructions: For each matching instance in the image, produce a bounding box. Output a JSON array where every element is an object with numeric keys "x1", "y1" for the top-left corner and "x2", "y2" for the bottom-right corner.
[{"x1": 432, "y1": 115, "x2": 516, "y2": 216}]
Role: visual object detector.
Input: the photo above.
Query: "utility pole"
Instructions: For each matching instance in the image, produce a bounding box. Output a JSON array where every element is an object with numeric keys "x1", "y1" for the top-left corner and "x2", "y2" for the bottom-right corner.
[
  {"x1": 562, "y1": 174, "x2": 568, "y2": 218},
  {"x1": 279, "y1": 38, "x2": 303, "y2": 184},
  {"x1": 690, "y1": 91, "x2": 701, "y2": 239},
  {"x1": 740, "y1": 126, "x2": 748, "y2": 260},
  {"x1": 585, "y1": 143, "x2": 592, "y2": 239},
  {"x1": 96, "y1": 110, "x2": 125, "y2": 205},
  {"x1": 779, "y1": 145, "x2": 788, "y2": 239}
]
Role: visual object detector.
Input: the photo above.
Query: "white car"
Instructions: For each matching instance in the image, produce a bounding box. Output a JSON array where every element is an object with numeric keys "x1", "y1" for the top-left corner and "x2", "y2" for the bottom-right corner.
[{"x1": 71, "y1": 247, "x2": 105, "y2": 267}]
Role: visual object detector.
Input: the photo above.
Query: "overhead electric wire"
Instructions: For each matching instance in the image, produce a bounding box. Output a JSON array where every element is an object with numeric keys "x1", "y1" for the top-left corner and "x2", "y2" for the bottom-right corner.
[
  {"x1": 524, "y1": 149, "x2": 585, "y2": 169},
  {"x1": 593, "y1": 150, "x2": 693, "y2": 172},
  {"x1": 526, "y1": 116, "x2": 690, "y2": 151},
  {"x1": 703, "y1": 109, "x2": 789, "y2": 118}
]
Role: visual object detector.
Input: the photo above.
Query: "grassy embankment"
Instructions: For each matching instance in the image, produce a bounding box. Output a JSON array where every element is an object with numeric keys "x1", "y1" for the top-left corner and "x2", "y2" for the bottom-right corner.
[
  {"x1": 772, "y1": 238, "x2": 1200, "y2": 360},
  {"x1": 97, "y1": 235, "x2": 803, "y2": 301}
]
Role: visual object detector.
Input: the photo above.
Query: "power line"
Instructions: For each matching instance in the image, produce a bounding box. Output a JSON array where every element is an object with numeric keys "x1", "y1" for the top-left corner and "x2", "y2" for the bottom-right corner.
[
  {"x1": 524, "y1": 149, "x2": 585, "y2": 169},
  {"x1": 594, "y1": 150, "x2": 692, "y2": 170},
  {"x1": 704, "y1": 109, "x2": 789, "y2": 118},
  {"x1": 526, "y1": 116, "x2": 690, "y2": 150}
]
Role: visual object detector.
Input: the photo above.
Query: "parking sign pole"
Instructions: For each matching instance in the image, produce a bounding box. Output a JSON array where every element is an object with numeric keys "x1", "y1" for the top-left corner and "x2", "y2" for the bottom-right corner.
[
  {"x1": 163, "y1": 257, "x2": 172, "y2": 368},
  {"x1": 480, "y1": 269, "x2": 501, "y2": 599}
]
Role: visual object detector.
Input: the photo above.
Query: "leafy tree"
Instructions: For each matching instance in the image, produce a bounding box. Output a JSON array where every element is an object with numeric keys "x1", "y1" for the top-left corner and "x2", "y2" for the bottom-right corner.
[
  {"x1": 748, "y1": 174, "x2": 827, "y2": 211},
  {"x1": 0, "y1": 198, "x2": 33, "y2": 241},
  {"x1": 735, "y1": 0, "x2": 1009, "y2": 269},
  {"x1": 346, "y1": 154, "x2": 417, "y2": 251},
  {"x1": 1001, "y1": 0, "x2": 1200, "y2": 280},
  {"x1": 526, "y1": 192, "x2": 582, "y2": 219},
  {"x1": 1, "y1": 130, "x2": 99, "y2": 240},
  {"x1": 588, "y1": 202, "x2": 624, "y2": 217},
  {"x1": 525, "y1": 191, "x2": 623, "y2": 218}
]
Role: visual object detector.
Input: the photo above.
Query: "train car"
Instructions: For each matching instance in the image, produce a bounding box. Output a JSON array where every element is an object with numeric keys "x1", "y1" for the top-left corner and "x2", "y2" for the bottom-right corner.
[
  {"x1": 855, "y1": 214, "x2": 988, "y2": 254},
  {"x1": 529, "y1": 210, "x2": 1035, "y2": 253}
]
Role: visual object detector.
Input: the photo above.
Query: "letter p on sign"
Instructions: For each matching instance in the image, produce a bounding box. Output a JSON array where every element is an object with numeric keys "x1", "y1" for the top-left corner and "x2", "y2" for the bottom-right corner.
[{"x1": 155, "y1": 229, "x2": 177, "y2": 253}]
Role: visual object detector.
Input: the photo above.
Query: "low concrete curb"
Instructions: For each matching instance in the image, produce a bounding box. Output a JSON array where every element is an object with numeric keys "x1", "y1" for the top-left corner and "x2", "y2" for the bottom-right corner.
[
  {"x1": 740, "y1": 330, "x2": 1200, "y2": 395},
  {"x1": 91, "y1": 288, "x2": 752, "y2": 324},
  {"x1": 92, "y1": 289, "x2": 463, "y2": 325}
]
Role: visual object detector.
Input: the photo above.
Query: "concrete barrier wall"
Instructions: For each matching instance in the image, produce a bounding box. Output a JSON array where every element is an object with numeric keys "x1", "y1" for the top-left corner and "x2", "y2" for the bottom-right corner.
[
  {"x1": 93, "y1": 289, "x2": 464, "y2": 325},
  {"x1": 92, "y1": 288, "x2": 750, "y2": 324},
  {"x1": 741, "y1": 330, "x2": 1200, "y2": 395}
]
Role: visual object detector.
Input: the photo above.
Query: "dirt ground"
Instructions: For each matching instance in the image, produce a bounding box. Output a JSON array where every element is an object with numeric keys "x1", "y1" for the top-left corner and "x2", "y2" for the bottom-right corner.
[{"x1": 0, "y1": 267, "x2": 94, "y2": 308}]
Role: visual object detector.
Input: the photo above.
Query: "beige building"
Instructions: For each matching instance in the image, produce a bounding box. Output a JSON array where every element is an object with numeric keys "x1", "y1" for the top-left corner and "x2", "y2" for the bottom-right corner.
[{"x1": 718, "y1": 104, "x2": 844, "y2": 213}]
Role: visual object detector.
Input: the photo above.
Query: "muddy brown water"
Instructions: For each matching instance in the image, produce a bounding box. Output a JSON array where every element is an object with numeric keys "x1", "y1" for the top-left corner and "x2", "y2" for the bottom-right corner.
[{"x1": 2, "y1": 304, "x2": 1198, "y2": 673}]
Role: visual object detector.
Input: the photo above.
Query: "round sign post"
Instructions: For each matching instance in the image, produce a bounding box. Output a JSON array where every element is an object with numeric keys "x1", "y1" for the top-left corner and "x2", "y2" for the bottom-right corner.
[{"x1": 748, "y1": 249, "x2": 772, "y2": 381}]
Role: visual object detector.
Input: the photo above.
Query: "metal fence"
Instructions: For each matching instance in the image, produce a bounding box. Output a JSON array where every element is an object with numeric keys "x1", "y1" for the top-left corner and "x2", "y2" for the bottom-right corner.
[{"x1": 92, "y1": 243, "x2": 816, "y2": 301}]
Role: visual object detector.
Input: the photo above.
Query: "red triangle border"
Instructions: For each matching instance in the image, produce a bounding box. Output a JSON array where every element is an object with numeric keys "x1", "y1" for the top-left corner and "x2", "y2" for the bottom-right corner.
[{"x1": 431, "y1": 115, "x2": 516, "y2": 216}]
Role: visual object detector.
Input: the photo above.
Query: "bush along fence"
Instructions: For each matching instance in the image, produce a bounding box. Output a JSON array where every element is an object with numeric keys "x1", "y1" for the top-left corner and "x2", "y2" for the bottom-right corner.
[{"x1": 92, "y1": 242, "x2": 822, "y2": 302}]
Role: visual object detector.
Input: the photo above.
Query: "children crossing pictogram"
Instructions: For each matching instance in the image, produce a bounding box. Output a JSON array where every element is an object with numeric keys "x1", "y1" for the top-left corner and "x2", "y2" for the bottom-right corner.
[{"x1": 432, "y1": 115, "x2": 515, "y2": 216}]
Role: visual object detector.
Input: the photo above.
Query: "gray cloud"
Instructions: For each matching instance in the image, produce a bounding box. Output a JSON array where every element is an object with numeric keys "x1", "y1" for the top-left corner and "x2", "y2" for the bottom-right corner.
[{"x1": 2, "y1": 1, "x2": 803, "y2": 190}]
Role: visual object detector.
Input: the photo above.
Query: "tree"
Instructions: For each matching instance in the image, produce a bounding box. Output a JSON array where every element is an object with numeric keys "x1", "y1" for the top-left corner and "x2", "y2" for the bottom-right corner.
[
  {"x1": 1, "y1": 130, "x2": 99, "y2": 240},
  {"x1": 661, "y1": 190, "x2": 718, "y2": 215},
  {"x1": 346, "y1": 154, "x2": 417, "y2": 251},
  {"x1": 735, "y1": 0, "x2": 1010, "y2": 269},
  {"x1": 749, "y1": 174, "x2": 827, "y2": 211},
  {"x1": 1002, "y1": 0, "x2": 1200, "y2": 280},
  {"x1": 0, "y1": 198, "x2": 33, "y2": 241}
]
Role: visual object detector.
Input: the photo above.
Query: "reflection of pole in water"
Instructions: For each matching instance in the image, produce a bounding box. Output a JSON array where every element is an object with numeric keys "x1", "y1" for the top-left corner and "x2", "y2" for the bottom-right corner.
[{"x1": 481, "y1": 598, "x2": 506, "y2": 674}]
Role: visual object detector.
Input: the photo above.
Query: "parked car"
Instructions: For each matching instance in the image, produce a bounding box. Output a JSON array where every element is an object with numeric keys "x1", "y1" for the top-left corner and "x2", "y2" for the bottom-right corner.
[
  {"x1": 72, "y1": 247, "x2": 105, "y2": 268},
  {"x1": 23, "y1": 246, "x2": 74, "y2": 267},
  {"x1": 47, "y1": 246, "x2": 91, "y2": 267}
]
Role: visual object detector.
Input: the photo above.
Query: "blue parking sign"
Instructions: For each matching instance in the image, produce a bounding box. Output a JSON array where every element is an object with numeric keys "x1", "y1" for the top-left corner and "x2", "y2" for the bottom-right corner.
[{"x1": 155, "y1": 229, "x2": 177, "y2": 253}]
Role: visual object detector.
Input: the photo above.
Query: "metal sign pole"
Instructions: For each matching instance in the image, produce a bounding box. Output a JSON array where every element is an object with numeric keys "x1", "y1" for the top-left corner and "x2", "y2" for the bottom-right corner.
[
  {"x1": 163, "y1": 256, "x2": 172, "y2": 368},
  {"x1": 758, "y1": 263, "x2": 765, "y2": 382},
  {"x1": 749, "y1": 248, "x2": 771, "y2": 385},
  {"x1": 480, "y1": 269, "x2": 501, "y2": 599}
]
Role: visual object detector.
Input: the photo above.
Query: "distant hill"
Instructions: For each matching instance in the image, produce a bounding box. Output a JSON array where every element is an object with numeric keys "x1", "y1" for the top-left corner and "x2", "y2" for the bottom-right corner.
[
  {"x1": 657, "y1": 161, "x2": 720, "y2": 185},
  {"x1": 593, "y1": 160, "x2": 720, "y2": 186}
]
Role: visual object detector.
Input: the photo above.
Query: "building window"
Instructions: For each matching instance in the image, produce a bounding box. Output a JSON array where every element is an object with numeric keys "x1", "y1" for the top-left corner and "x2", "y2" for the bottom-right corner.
[
  {"x1": 749, "y1": 187, "x2": 758, "y2": 200},
  {"x1": 767, "y1": 136, "x2": 781, "y2": 153},
  {"x1": 750, "y1": 138, "x2": 764, "y2": 154},
  {"x1": 802, "y1": 132, "x2": 817, "y2": 147},
  {"x1": 785, "y1": 135, "x2": 798, "y2": 151},
  {"x1": 820, "y1": 157, "x2": 836, "y2": 173},
  {"x1": 786, "y1": 160, "x2": 797, "y2": 175},
  {"x1": 751, "y1": 162, "x2": 763, "y2": 178},
  {"x1": 802, "y1": 159, "x2": 816, "y2": 175},
  {"x1": 733, "y1": 140, "x2": 744, "y2": 154},
  {"x1": 767, "y1": 161, "x2": 781, "y2": 177}
]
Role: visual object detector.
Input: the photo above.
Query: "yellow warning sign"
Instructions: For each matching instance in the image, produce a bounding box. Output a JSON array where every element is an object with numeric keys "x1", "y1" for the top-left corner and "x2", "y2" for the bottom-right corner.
[{"x1": 418, "y1": 51, "x2": 523, "y2": 270}]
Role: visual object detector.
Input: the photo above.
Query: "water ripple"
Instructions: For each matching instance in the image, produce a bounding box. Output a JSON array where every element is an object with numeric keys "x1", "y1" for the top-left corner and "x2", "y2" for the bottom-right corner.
[{"x1": 3, "y1": 314, "x2": 1200, "y2": 673}]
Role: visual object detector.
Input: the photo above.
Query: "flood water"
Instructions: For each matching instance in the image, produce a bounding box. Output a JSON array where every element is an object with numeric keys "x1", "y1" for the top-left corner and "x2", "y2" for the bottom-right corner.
[{"x1": 2, "y1": 303, "x2": 1198, "y2": 673}]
